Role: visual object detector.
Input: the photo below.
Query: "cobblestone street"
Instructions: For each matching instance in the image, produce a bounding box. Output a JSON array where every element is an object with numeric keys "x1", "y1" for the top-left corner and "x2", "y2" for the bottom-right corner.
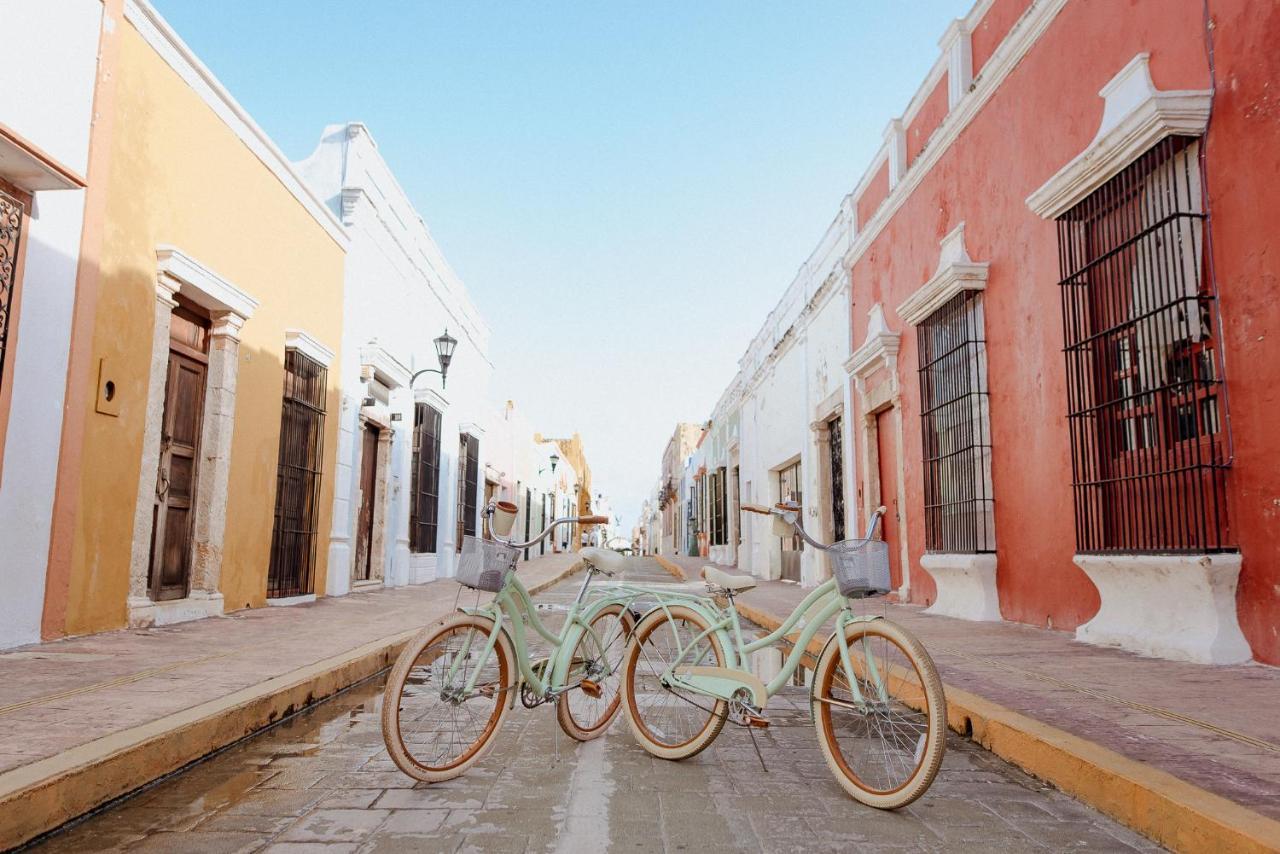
[{"x1": 30, "y1": 563, "x2": 1161, "y2": 853}]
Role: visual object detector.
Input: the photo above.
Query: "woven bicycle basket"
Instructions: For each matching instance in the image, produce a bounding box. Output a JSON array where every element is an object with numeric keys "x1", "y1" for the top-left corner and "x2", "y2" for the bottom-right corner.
[
  {"x1": 456, "y1": 536, "x2": 520, "y2": 593},
  {"x1": 828, "y1": 538, "x2": 891, "y2": 598}
]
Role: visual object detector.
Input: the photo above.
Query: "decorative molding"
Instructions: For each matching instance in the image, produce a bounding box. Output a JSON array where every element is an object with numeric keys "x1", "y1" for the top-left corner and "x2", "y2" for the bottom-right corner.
[
  {"x1": 897, "y1": 222, "x2": 989, "y2": 325},
  {"x1": 845, "y1": 304, "x2": 901, "y2": 380},
  {"x1": 339, "y1": 187, "x2": 366, "y2": 226},
  {"x1": 210, "y1": 312, "x2": 245, "y2": 340},
  {"x1": 359, "y1": 341, "x2": 411, "y2": 389},
  {"x1": 123, "y1": 0, "x2": 349, "y2": 248},
  {"x1": 883, "y1": 118, "x2": 906, "y2": 189},
  {"x1": 843, "y1": 0, "x2": 1071, "y2": 272},
  {"x1": 1027, "y1": 54, "x2": 1212, "y2": 220},
  {"x1": 939, "y1": 19, "x2": 973, "y2": 109},
  {"x1": 0, "y1": 121, "x2": 88, "y2": 191},
  {"x1": 413, "y1": 387, "x2": 450, "y2": 412},
  {"x1": 285, "y1": 329, "x2": 336, "y2": 367},
  {"x1": 156, "y1": 245, "x2": 259, "y2": 320}
]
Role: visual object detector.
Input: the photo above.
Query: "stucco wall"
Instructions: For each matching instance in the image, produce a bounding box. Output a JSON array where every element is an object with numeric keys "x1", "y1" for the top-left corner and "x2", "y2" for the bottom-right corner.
[
  {"x1": 847, "y1": 0, "x2": 1280, "y2": 662},
  {"x1": 57, "y1": 19, "x2": 346, "y2": 635},
  {"x1": 0, "y1": 1, "x2": 101, "y2": 649}
]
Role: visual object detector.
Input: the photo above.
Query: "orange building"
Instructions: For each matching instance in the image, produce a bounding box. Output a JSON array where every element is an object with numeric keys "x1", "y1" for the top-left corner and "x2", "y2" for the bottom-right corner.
[{"x1": 840, "y1": 0, "x2": 1279, "y2": 665}]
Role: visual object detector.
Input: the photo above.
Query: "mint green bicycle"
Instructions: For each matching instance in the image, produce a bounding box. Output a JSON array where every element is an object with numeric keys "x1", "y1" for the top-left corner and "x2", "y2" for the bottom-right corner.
[
  {"x1": 381, "y1": 503, "x2": 635, "y2": 783},
  {"x1": 620, "y1": 503, "x2": 947, "y2": 809}
]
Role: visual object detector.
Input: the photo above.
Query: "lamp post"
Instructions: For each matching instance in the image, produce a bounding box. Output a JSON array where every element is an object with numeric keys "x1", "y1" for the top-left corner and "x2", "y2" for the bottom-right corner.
[{"x1": 409, "y1": 328, "x2": 457, "y2": 389}]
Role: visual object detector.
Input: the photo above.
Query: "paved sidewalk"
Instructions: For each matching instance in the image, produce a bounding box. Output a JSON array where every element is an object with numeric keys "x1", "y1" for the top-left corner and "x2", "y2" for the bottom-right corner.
[
  {"x1": 0, "y1": 553, "x2": 584, "y2": 848},
  {"x1": 659, "y1": 555, "x2": 1280, "y2": 851}
]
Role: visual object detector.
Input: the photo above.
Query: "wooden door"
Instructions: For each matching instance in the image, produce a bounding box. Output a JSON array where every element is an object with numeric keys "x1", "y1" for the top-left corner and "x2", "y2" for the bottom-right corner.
[
  {"x1": 353, "y1": 423, "x2": 380, "y2": 582},
  {"x1": 778, "y1": 461, "x2": 802, "y2": 582},
  {"x1": 875, "y1": 409, "x2": 902, "y2": 590},
  {"x1": 149, "y1": 309, "x2": 210, "y2": 602}
]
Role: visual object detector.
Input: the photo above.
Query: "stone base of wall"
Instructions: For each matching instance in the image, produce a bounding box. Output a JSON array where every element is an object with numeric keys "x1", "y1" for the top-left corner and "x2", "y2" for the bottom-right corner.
[
  {"x1": 921, "y1": 553, "x2": 1002, "y2": 622},
  {"x1": 1073, "y1": 553, "x2": 1251, "y2": 664},
  {"x1": 127, "y1": 590, "x2": 224, "y2": 628}
]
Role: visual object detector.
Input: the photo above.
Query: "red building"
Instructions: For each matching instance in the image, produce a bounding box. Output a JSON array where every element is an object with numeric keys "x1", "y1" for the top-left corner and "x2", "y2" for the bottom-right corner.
[{"x1": 843, "y1": 0, "x2": 1279, "y2": 665}]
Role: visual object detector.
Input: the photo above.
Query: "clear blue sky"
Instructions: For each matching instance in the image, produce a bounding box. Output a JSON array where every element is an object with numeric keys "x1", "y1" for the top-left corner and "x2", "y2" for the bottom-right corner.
[{"x1": 153, "y1": 0, "x2": 972, "y2": 532}]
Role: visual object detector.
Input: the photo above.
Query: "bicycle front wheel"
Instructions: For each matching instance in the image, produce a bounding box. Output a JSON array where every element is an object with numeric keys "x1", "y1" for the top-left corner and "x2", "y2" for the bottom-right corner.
[
  {"x1": 381, "y1": 614, "x2": 513, "y2": 783},
  {"x1": 622, "y1": 604, "x2": 728, "y2": 760},
  {"x1": 812, "y1": 619, "x2": 946, "y2": 809},
  {"x1": 558, "y1": 603, "x2": 635, "y2": 741}
]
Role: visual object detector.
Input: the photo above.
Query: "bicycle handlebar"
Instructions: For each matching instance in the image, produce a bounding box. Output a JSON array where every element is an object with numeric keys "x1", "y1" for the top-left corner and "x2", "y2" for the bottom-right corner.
[{"x1": 742, "y1": 502, "x2": 887, "y2": 549}]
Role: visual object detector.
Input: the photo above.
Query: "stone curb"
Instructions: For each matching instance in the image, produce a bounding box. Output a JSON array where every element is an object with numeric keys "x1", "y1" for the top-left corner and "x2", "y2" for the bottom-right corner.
[
  {"x1": 653, "y1": 555, "x2": 688, "y2": 581},
  {"x1": 0, "y1": 561, "x2": 584, "y2": 850},
  {"x1": 732, "y1": 599, "x2": 1280, "y2": 854}
]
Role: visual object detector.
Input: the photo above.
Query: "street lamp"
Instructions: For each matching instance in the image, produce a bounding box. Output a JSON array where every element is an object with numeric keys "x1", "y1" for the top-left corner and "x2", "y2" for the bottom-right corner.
[
  {"x1": 410, "y1": 328, "x2": 458, "y2": 389},
  {"x1": 538, "y1": 453, "x2": 559, "y2": 477}
]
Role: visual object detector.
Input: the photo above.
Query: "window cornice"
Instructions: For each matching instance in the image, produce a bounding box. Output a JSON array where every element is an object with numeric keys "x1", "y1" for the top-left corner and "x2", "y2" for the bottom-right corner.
[
  {"x1": 897, "y1": 223, "x2": 989, "y2": 326},
  {"x1": 1026, "y1": 53, "x2": 1211, "y2": 220}
]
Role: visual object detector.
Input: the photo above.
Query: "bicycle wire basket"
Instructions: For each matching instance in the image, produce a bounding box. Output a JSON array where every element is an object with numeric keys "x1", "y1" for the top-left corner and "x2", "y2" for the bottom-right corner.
[
  {"x1": 827, "y1": 538, "x2": 891, "y2": 598},
  {"x1": 456, "y1": 536, "x2": 520, "y2": 593}
]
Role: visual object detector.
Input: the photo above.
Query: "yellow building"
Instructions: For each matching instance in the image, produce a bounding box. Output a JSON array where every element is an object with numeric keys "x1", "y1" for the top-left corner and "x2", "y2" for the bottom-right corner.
[{"x1": 41, "y1": 0, "x2": 349, "y2": 638}]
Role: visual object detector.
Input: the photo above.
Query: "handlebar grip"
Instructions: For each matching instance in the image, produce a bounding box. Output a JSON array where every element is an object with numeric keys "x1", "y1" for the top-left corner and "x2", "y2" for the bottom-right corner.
[
  {"x1": 579, "y1": 515, "x2": 609, "y2": 525},
  {"x1": 875, "y1": 505, "x2": 888, "y2": 515},
  {"x1": 742, "y1": 504, "x2": 772, "y2": 515}
]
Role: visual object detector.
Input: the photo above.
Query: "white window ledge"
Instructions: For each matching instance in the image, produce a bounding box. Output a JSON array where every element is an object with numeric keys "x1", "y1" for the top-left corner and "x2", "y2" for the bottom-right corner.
[
  {"x1": 285, "y1": 330, "x2": 336, "y2": 368},
  {"x1": 1027, "y1": 53, "x2": 1211, "y2": 220},
  {"x1": 1073, "y1": 553, "x2": 1250, "y2": 664},
  {"x1": 921, "y1": 553, "x2": 1001, "y2": 622}
]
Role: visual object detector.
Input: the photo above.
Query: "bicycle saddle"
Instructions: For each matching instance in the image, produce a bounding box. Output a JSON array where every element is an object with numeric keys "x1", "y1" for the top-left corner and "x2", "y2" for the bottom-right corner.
[
  {"x1": 579, "y1": 546, "x2": 626, "y2": 576},
  {"x1": 702, "y1": 566, "x2": 757, "y2": 592}
]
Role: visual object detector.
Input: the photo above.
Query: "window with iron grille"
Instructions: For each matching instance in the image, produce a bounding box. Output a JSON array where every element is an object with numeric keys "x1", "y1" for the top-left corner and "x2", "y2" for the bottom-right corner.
[
  {"x1": 455, "y1": 434, "x2": 479, "y2": 552},
  {"x1": 0, "y1": 187, "x2": 26, "y2": 400},
  {"x1": 1057, "y1": 136, "x2": 1231, "y2": 553},
  {"x1": 828, "y1": 417, "x2": 846, "y2": 542},
  {"x1": 267, "y1": 349, "x2": 328, "y2": 598},
  {"x1": 409, "y1": 402, "x2": 442, "y2": 553},
  {"x1": 709, "y1": 466, "x2": 727, "y2": 546},
  {"x1": 918, "y1": 290, "x2": 995, "y2": 553}
]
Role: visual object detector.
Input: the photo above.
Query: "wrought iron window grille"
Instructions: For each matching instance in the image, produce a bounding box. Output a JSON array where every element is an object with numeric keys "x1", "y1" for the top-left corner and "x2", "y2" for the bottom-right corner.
[
  {"x1": 918, "y1": 290, "x2": 996, "y2": 553},
  {"x1": 410, "y1": 402, "x2": 442, "y2": 553},
  {"x1": 267, "y1": 349, "x2": 328, "y2": 598},
  {"x1": 1056, "y1": 135, "x2": 1232, "y2": 553}
]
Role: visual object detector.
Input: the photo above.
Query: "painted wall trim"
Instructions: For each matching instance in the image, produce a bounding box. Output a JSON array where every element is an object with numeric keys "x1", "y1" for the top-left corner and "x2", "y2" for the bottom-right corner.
[
  {"x1": 285, "y1": 329, "x2": 336, "y2": 368},
  {"x1": 122, "y1": 0, "x2": 349, "y2": 249},
  {"x1": 897, "y1": 222, "x2": 989, "y2": 326},
  {"x1": 921, "y1": 553, "x2": 1002, "y2": 621},
  {"x1": 359, "y1": 343, "x2": 411, "y2": 390},
  {"x1": 1026, "y1": 53, "x2": 1212, "y2": 219},
  {"x1": 155, "y1": 245, "x2": 259, "y2": 320},
  {"x1": 845, "y1": 305, "x2": 901, "y2": 379},
  {"x1": 0, "y1": 122, "x2": 88, "y2": 191}
]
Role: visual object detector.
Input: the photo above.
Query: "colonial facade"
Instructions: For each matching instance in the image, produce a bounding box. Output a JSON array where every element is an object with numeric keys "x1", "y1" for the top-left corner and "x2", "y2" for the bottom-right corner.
[
  {"x1": 665, "y1": 0, "x2": 1280, "y2": 667},
  {"x1": 0, "y1": 0, "x2": 608, "y2": 650},
  {"x1": 295, "y1": 122, "x2": 493, "y2": 593}
]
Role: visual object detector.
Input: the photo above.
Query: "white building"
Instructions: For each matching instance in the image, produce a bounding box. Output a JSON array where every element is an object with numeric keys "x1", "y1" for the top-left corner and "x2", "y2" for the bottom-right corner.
[
  {"x1": 296, "y1": 123, "x2": 493, "y2": 593},
  {"x1": 711, "y1": 199, "x2": 858, "y2": 586},
  {"x1": 482, "y1": 400, "x2": 581, "y2": 559},
  {"x1": 0, "y1": 1, "x2": 103, "y2": 648}
]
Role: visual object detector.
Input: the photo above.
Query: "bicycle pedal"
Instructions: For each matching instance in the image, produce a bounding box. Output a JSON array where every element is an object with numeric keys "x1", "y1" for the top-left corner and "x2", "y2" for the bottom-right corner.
[
  {"x1": 579, "y1": 679, "x2": 602, "y2": 699},
  {"x1": 745, "y1": 713, "x2": 770, "y2": 729}
]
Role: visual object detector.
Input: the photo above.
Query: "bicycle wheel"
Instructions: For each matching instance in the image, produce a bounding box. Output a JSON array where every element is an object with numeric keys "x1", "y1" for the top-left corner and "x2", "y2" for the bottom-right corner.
[
  {"x1": 812, "y1": 619, "x2": 946, "y2": 809},
  {"x1": 622, "y1": 604, "x2": 728, "y2": 760},
  {"x1": 382, "y1": 614, "x2": 513, "y2": 783},
  {"x1": 557, "y1": 604, "x2": 635, "y2": 741}
]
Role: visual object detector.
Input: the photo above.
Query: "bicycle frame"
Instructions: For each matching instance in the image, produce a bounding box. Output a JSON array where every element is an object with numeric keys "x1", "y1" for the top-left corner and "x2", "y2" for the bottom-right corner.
[{"x1": 454, "y1": 563, "x2": 630, "y2": 704}]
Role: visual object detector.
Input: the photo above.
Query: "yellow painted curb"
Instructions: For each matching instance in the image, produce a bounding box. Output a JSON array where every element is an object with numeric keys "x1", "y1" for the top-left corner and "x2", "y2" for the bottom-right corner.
[
  {"x1": 653, "y1": 555, "x2": 687, "y2": 581},
  {"x1": 733, "y1": 600, "x2": 1280, "y2": 854},
  {"x1": 0, "y1": 560, "x2": 584, "y2": 850}
]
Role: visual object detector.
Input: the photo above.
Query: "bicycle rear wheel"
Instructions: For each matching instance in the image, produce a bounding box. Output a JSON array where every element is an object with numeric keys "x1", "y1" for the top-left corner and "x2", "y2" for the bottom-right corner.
[
  {"x1": 812, "y1": 619, "x2": 946, "y2": 809},
  {"x1": 382, "y1": 614, "x2": 513, "y2": 783},
  {"x1": 622, "y1": 605, "x2": 728, "y2": 760}
]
